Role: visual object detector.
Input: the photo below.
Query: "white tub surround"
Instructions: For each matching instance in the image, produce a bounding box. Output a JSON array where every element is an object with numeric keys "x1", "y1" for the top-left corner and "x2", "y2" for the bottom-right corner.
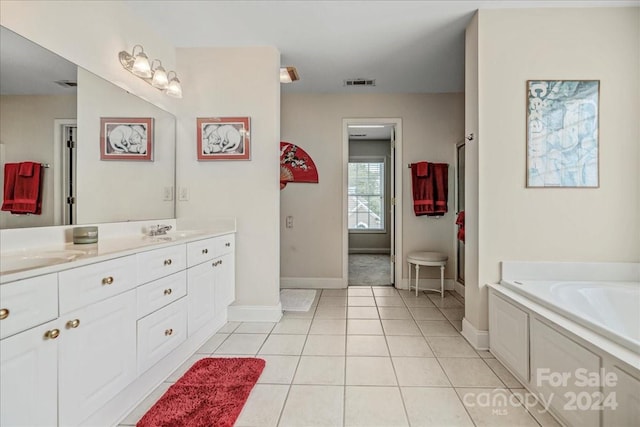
[
  {"x1": 0, "y1": 219, "x2": 236, "y2": 426},
  {"x1": 488, "y1": 261, "x2": 640, "y2": 427}
]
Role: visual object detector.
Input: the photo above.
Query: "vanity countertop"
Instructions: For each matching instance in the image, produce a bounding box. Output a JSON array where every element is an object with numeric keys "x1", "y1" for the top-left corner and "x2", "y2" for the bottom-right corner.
[{"x1": 0, "y1": 227, "x2": 235, "y2": 285}]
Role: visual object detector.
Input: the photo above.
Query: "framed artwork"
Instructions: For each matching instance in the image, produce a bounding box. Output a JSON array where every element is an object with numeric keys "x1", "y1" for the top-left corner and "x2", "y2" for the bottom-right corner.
[
  {"x1": 100, "y1": 117, "x2": 153, "y2": 161},
  {"x1": 197, "y1": 117, "x2": 251, "y2": 161},
  {"x1": 526, "y1": 80, "x2": 599, "y2": 188}
]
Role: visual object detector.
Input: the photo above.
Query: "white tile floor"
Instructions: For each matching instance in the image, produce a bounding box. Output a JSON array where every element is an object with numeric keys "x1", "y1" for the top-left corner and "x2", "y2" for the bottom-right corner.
[{"x1": 120, "y1": 288, "x2": 561, "y2": 427}]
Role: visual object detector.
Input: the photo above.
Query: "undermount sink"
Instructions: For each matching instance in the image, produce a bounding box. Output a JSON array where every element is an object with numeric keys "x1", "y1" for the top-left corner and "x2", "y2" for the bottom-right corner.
[{"x1": 1, "y1": 249, "x2": 87, "y2": 274}]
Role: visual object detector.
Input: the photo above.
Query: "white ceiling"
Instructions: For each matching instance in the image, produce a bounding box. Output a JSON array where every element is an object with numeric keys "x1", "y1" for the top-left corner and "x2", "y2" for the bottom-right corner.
[
  {"x1": 0, "y1": 26, "x2": 77, "y2": 95},
  {"x1": 125, "y1": 0, "x2": 634, "y2": 94}
]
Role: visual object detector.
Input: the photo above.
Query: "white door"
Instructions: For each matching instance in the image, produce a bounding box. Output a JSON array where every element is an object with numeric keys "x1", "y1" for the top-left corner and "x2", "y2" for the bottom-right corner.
[
  {"x1": 58, "y1": 290, "x2": 137, "y2": 426},
  {"x1": 187, "y1": 260, "x2": 216, "y2": 335},
  {"x1": 0, "y1": 319, "x2": 59, "y2": 427}
]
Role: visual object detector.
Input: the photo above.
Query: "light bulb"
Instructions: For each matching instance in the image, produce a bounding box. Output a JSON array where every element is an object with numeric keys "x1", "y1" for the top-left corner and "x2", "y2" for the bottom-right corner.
[
  {"x1": 166, "y1": 75, "x2": 182, "y2": 98},
  {"x1": 132, "y1": 51, "x2": 152, "y2": 78},
  {"x1": 151, "y1": 65, "x2": 169, "y2": 89}
]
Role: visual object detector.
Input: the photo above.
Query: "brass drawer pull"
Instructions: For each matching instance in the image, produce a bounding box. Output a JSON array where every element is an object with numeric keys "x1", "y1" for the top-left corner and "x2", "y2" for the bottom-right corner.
[
  {"x1": 102, "y1": 276, "x2": 114, "y2": 285},
  {"x1": 164, "y1": 259, "x2": 172, "y2": 266},
  {"x1": 202, "y1": 248, "x2": 208, "y2": 254},
  {"x1": 0, "y1": 308, "x2": 9, "y2": 320},
  {"x1": 44, "y1": 329, "x2": 60, "y2": 340},
  {"x1": 225, "y1": 242, "x2": 231, "y2": 247},
  {"x1": 164, "y1": 328, "x2": 173, "y2": 336},
  {"x1": 66, "y1": 319, "x2": 81, "y2": 329},
  {"x1": 164, "y1": 288, "x2": 173, "y2": 296}
]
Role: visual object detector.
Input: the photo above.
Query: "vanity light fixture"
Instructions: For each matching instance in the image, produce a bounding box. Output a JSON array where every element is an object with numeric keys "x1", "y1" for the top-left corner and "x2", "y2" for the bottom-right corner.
[
  {"x1": 280, "y1": 66, "x2": 300, "y2": 83},
  {"x1": 119, "y1": 44, "x2": 182, "y2": 98},
  {"x1": 165, "y1": 71, "x2": 183, "y2": 98}
]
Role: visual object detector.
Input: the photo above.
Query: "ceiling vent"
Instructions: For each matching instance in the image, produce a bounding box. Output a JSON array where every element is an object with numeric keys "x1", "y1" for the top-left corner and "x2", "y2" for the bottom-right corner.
[
  {"x1": 344, "y1": 78, "x2": 376, "y2": 87},
  {"x1": 54, "y1": 80, "x2": 77, "y2": 88}
]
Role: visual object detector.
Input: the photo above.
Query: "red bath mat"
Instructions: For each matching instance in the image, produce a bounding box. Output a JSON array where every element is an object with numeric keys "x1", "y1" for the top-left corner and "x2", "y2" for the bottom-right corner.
[{"x1": 137, "y1": 357, "x2": 265, "y2": 427}]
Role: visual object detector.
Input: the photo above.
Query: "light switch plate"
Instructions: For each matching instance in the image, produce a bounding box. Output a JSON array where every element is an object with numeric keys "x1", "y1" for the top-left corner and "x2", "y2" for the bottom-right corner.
[{"x1": 179, "y1": 187, "x2": 189, "y2": 201}]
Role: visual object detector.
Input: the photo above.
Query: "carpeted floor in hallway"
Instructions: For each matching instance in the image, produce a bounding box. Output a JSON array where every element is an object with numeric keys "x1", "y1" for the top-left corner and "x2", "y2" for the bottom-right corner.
[{"x1": 348, "y1": 254, "x2": 391, "y2": 286}]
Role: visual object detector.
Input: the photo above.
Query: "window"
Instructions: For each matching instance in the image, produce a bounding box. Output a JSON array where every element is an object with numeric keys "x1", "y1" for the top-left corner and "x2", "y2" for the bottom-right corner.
[{"x1": 348, "y1": 160, "x2": 385, "y2": 231}]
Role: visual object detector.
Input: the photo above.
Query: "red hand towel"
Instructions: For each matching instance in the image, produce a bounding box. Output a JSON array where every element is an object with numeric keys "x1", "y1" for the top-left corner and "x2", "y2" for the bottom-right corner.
[
  {"x1": 11, "y1": 162, "x2": 43, "y2": 214},
  {"x1": 431, "y1": 163, "x2": 448, "y2": 215},
  {"x1": 1, "y1": 163, "x2": 19, "y2": 212},
  {"x1": 416, "y1": 162, "x2": 429, "y2": 177},
  {"x1": 18, "y1": 161, "x2": 36, "y2": 177}
]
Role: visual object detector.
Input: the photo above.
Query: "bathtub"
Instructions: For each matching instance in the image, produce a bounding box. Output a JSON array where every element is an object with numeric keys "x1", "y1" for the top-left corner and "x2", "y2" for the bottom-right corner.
[
  {"x1": 488, "y1": 262, "x2": 640, "y2": 426},
  {"x1": 499, "y1": 279, "x2": 640, "y2": 354}
]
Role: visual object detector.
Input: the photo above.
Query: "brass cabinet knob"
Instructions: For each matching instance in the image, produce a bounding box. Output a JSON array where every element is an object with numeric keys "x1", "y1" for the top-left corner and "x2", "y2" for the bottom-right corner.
[
  {"x1": 164, "y1": 259, "x2": 172, "y2": 266},
  {"x1": 102, "y1": 276, "x2": 114, "y2": 285},
  {"x1": 0, "y1": 308, "x2": 9, "y2": 320},
  {"x1": 164, "y1": 288, "x2": 172, "y2": 295},
  {"x1": 66, "y1": 319, "x2": 80, "y2": 329},
  {"x1": 44, "y1": 329, "x2": 60, "y2": 340},
  {"x1": 202, "y1": 248, "x2": 208, "y2": 254},
  {"x1": 164, "y1": 328, "x2": 173, "y2": 336},
  {"x1": 225, "y1": 242, "x2": 231, "y2": 247}
]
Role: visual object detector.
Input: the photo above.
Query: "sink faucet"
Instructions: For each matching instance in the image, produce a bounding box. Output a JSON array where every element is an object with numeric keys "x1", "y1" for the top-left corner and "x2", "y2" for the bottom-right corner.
[{"x1": 148, "y1": 224, "x2": 173, "y2": 236}]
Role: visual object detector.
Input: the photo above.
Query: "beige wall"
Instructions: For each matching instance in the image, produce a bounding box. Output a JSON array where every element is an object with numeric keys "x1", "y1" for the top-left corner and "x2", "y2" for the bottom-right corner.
[
  {"x1": 0, "y1": 95, "x2": 76, "y2": 228},
  {"x1": 281, "y1": 93, "x2": 464, "y2": 283},
  {"x1": 176, "y1": 47, "x2": 281, "y2": 309},
  {"x1": 76, "y1": 68, "x2": 175, "y2": 224},
  {"x1": 468, "y1": 7, "x2": 640, "y2": 331}
]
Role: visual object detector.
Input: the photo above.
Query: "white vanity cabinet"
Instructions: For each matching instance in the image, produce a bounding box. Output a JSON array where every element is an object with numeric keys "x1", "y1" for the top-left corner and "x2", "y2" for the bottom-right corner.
[
  {"x1": 0, "y1": 229, "x2": 235, "y2": 426},
  {"x1": 58, "y1": 290, "x2": 137, "y2": 426},
  {"x1": 187, "y1": 234, "x2": 235, "y2": 336},
  {"x1": 0, "y1": 273, "x2": 59, "y2": 426},
  {"x1": 0, "y1": 318, "x2": 59, "y2": 427}
]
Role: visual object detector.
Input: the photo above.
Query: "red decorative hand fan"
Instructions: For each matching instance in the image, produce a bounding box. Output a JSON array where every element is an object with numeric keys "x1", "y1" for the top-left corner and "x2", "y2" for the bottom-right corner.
[{"x1": 280, "y1": 141, "x2": 319, "y2": 189}]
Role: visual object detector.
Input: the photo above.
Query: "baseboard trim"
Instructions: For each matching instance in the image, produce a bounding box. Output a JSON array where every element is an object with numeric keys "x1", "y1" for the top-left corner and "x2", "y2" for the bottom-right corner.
[
  {"x1": 227, "y1": 303, "x2": 283, "y2": 322},
  {"x1": 461, "y1": 317, "x2": 489, "y2": 350},
  {"x1": 280, "y1": 277, "x2": 346, "y2": 289},
  {"x1": 348, "y1": 248, "x2": 391, "y2": 254},
  {"x1": 454, "y1": 281, "x2": 465, "y2": 297}
]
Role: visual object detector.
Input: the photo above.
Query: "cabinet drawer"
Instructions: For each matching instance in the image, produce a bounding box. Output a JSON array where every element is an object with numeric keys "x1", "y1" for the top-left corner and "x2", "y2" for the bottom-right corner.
[
  {"x1": 137, "y1": 245, "x2": 186, "y2": 284},
  {"x1": 137, "y1": 297, "x2": 187, "y2": 374},
  {"x1": 137, "y1": 270, "x2": 187, "y2": 319},
  {"x1": 186, "y1": 237, "x2": 218, "y2": 267},
  {"x1": 59, "y1": 255, "x2": 137, "y2": 314},
  {"x1": 186, "y1": 234, "x2": 235, "y2": 267},
  {"x1": 0, "y1": 273, "x2": 58, "y2": 339},
  {"x1": 217, "y1": 234, "x2": 235, "y2": 256}
]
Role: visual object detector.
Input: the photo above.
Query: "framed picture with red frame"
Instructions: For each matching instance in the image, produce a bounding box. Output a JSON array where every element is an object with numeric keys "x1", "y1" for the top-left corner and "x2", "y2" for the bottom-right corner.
[
  {"x1": 100, "y1": 117, "x2": 153, "y2": 161},
  {"x1": 197, "y1": 116, "x2": 250, "y2": 161}
]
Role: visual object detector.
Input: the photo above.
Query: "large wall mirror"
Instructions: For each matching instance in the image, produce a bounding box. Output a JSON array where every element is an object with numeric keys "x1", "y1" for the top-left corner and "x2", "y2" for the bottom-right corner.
[{"x1": 0, "y1": 26, "x2": 176, "y2": 229}]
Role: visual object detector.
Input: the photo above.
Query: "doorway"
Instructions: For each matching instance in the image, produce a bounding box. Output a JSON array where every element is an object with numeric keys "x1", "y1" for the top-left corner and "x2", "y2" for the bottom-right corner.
[
  {"x1": 53, "y1": 119, "x2": 77, "y2": 226},
  {"x1": 343, "y1": 118, "x2": 402, "y2": 288}
]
